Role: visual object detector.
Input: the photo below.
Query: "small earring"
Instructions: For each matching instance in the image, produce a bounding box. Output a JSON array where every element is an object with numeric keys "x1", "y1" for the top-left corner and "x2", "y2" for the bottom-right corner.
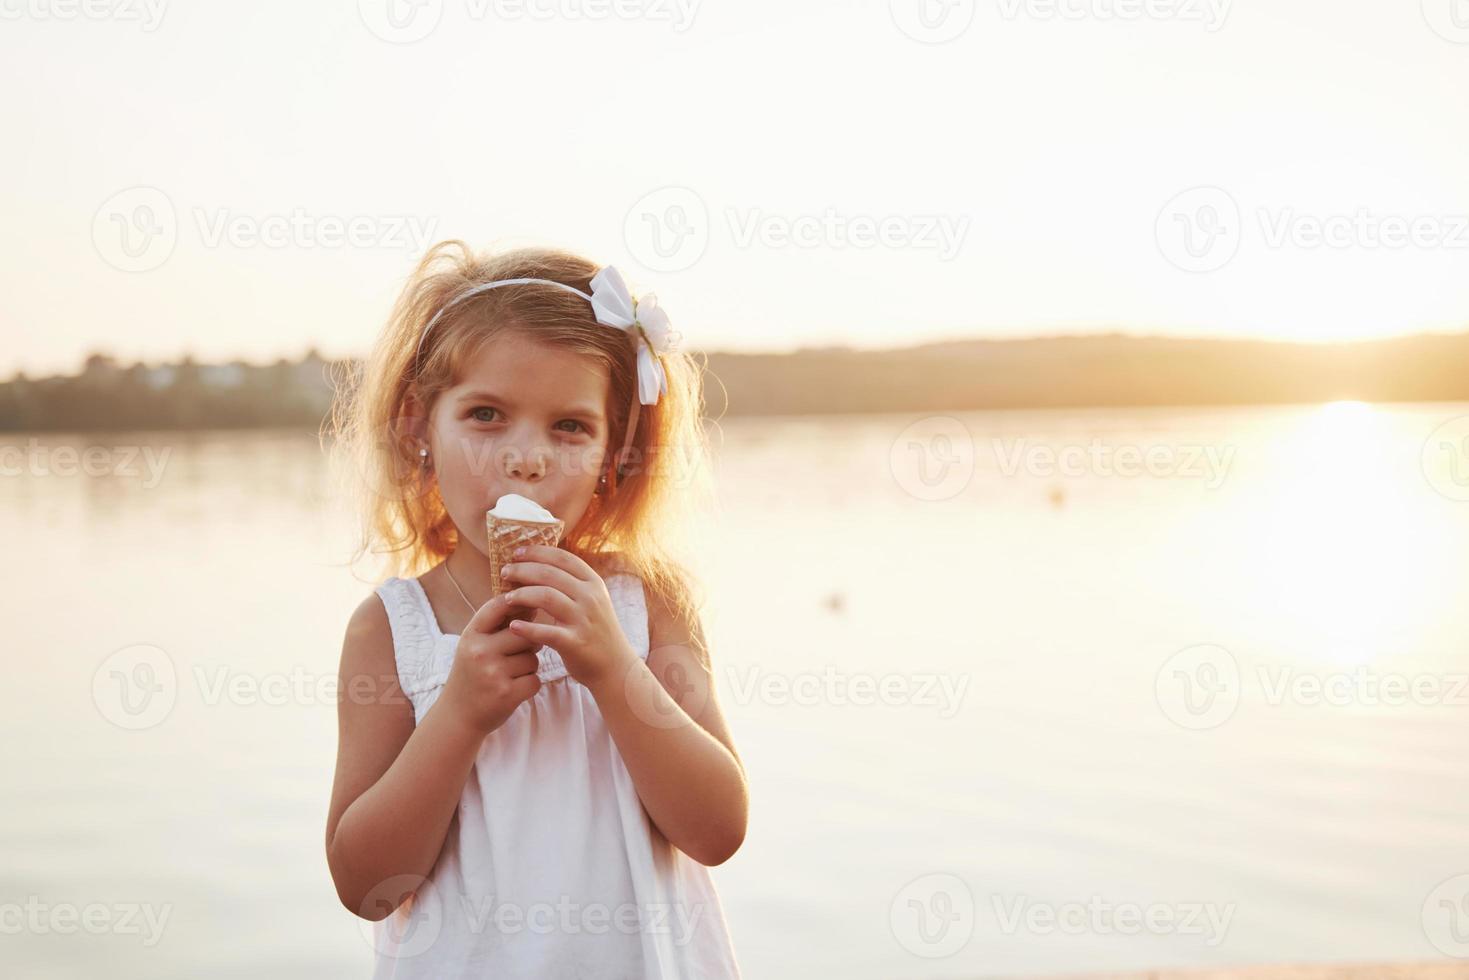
[{"x1": 418, "y1": 447, "x2": 430, "y2": 465}]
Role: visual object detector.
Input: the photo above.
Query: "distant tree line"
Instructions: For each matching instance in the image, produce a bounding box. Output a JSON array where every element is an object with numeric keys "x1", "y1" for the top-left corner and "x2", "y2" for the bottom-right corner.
[
  {"x1": 0, "y1": 351, "x2": 348, "y2": 432},
  {"x1": 3, "y1": 332, "x2": 1466, "y2": 432}
]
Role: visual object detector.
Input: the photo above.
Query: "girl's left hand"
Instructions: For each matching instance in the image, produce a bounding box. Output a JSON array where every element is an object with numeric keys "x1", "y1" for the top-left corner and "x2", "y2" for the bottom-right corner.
[{"x1": 500, "y1": 545, "x2": 638, "y2": 688}]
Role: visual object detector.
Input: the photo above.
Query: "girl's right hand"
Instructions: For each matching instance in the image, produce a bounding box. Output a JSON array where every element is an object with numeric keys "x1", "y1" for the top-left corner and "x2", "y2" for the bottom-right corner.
[{"x1": 439, "y1": 593, "x2": 544, "y2": 735}]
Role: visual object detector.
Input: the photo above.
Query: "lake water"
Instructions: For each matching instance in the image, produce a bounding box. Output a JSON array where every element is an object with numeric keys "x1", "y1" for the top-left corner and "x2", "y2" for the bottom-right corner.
[{"x1": 4, "y1": 401, "x2": 1469, "y2": 978}]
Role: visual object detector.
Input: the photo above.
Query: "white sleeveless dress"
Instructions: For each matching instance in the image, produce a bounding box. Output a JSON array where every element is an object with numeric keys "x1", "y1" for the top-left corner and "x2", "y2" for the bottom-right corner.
[{"x1": 369, "y1": 572, "x2": 742, "y2": 979}]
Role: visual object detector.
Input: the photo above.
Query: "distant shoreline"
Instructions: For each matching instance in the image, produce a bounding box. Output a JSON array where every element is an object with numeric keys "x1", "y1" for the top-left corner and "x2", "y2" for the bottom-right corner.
[
  {"x1": 3, "y1": 399, "x2": 1469, "y2": 443},
  {"x1": 4, "y1": 331, "x2": 1468, "y2": 432}
]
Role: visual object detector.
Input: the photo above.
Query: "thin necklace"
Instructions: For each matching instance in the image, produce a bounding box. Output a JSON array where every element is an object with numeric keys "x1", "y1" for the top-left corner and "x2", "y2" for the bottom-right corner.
[{"x1": 443, "y1": 561, "x2": 478, "y2": 614}]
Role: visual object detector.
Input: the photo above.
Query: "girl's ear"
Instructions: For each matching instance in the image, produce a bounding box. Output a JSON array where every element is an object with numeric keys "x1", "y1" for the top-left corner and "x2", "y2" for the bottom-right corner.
[{"x1": 400, "y1": 391, "x2": 431, "y2": 441}]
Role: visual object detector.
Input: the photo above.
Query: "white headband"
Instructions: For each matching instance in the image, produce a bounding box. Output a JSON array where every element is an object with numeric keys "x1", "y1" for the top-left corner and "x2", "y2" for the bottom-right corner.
[{"x1": 414, "y1": 265, "x2": 675, "y2": 486}]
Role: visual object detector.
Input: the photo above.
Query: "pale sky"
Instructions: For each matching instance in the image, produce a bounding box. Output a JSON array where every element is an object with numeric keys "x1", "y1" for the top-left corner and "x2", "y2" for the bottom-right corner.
[{"x1": 2, "y1": 0, "x2": 1467, "y2": 376}]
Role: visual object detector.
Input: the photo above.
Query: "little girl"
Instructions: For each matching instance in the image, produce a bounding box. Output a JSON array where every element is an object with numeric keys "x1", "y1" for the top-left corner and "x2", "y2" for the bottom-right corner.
[{"x1": 324, "y1": 241, "x2": 746, "y2": 978}]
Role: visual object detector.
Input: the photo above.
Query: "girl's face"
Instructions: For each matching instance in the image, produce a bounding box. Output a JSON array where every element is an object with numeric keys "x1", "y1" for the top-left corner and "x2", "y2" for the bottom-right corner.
[{"x1": 425, "y1": 331, "x2": 610, "y2": 557}]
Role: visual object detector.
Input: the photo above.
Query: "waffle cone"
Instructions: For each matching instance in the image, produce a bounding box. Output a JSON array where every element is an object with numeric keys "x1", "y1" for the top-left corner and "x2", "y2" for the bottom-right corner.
[{"x1": 486, "y1": 513, "x2": 565, "y2": 597}]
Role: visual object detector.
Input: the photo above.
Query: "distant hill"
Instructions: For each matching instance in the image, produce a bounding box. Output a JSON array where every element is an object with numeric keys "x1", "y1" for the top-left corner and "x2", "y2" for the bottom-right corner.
[
  {"x1": 701, "y1": 332, "x2": 1469, "y2": 415},
  {"x1": 2, "y1": 332, "x2": 1466, "y2": 432}
]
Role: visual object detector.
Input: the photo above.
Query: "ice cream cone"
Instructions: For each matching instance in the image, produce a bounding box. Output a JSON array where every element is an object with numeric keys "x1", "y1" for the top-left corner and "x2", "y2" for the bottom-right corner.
[
  {"x1": 487, "y1": 513, "x2": 564, "y2": 595},
  {"x1": 486, "y1": 510, "x2": 563, "y2": 626}
]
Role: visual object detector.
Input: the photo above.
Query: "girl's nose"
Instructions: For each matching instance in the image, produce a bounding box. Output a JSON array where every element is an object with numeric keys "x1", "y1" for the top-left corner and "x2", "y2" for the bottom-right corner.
[{"x1": 504, "y1": 445, "x2": 548, "y2": 480}]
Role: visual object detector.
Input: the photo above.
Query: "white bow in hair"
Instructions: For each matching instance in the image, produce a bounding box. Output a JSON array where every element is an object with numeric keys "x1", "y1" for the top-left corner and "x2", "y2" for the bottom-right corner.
[
  {"x1": 589, "y1": 266, "x2": 672, "y2": 406},
  {"x1": 415, "y1": 263, "x2": 677, "y2": 409}
]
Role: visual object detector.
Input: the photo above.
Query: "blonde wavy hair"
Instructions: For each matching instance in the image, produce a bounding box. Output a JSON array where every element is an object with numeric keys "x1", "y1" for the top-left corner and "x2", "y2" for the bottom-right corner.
[{"x1": 326, "y1": 240, "x2": 718, "y2": 621}]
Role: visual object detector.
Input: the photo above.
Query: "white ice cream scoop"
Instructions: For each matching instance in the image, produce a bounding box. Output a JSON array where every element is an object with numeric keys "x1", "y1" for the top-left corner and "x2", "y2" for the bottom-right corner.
[{"x1": 488, "y1": 493, "x2": 558, "y2": 523}]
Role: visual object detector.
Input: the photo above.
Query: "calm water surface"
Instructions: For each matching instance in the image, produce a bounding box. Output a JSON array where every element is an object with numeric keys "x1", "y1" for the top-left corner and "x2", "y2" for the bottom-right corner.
[{"x1": 3, "y1": 402, "x2": 1468, "y2": 978}]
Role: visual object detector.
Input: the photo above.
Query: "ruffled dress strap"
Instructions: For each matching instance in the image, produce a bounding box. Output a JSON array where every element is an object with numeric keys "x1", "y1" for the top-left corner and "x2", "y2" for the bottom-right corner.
[{"x1": 374, "y1": 576, "x2": 452, "y2": 699}]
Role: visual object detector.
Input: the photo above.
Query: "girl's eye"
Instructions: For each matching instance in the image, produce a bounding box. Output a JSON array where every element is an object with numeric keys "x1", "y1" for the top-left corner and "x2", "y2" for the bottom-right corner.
[{"x1": 470, "y1": 408, "x2": 586, "y2": 435}]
